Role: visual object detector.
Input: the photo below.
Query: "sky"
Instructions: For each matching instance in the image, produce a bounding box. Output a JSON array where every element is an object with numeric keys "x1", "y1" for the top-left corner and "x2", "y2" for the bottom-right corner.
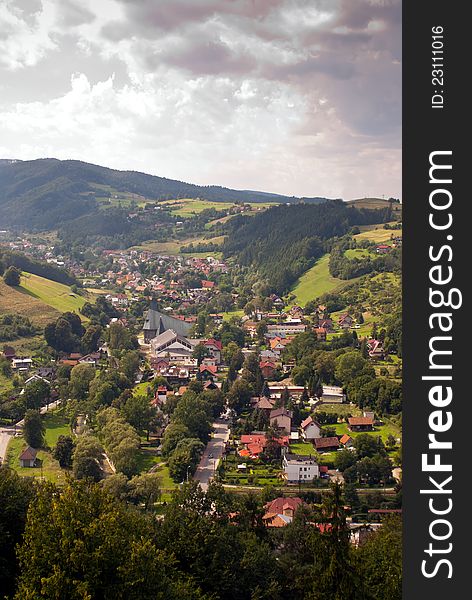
[{"x1": 0, "y1": 0, "x2": 401, "y2": 200}]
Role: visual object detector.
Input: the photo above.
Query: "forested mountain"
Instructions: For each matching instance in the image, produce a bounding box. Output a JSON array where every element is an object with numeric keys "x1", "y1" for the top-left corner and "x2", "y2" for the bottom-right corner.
[
  {"x1": 223, "y1": 201, "x2": 392, "y2": 293},
  {"x1": 0, "y1": 158, "x2": 327, "y2": 231}
]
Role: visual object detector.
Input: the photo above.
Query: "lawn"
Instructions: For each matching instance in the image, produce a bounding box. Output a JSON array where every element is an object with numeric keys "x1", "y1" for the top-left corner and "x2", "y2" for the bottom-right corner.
[
  {"x1": 43, "y1": 410, "x2": 71, "y2": 448},
  {"x1": 19, "y1": 272, "x2": 91, "y2": 316},
  {"x1": 290, "y1": 254, "x2": 359, "y2": 306},
  {"x1": 222, "y1": 309, "x2": 244, "y2": 322},
  {"x1": 331, "y1": 421, "x2": 401, "y2": 444},
  {"x1": 289, "y1": 441, "x2": 316, "y2": 455},
  {"x1": 5, "y1": 436, "x2": 67, "y2": 484}
]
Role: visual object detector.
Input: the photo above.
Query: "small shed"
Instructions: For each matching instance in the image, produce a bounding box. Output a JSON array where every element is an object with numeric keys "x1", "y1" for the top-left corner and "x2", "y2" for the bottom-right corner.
[{"x1": 19, "y1": 446, "x2": 38, "y2": 468}]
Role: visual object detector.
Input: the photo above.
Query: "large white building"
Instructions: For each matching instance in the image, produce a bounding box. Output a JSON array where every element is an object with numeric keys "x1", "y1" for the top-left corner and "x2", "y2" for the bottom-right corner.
[{"x1": 283, "y1": 454, "x2": 319, "y2": 483}]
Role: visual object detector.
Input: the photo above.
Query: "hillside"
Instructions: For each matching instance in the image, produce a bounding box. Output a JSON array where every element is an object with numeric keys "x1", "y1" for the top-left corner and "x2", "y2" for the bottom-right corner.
[
  {"x1": 223, "y1": 200, "x2": 393, "y2": 293},
  {"x1": 0, "y1": 158, "x2": 328, "y2": 232},
  {"x1": 0, "y1": 277, "x2": 60, "y2": 328}
]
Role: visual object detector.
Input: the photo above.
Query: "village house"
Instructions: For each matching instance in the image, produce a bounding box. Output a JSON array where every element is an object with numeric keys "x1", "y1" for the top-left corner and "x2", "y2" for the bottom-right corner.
[
  {"x1": 19, "y1": 446, "x2": 38, "y2": 468},
  {"x1": 314, "y1": 436, "x2": 340, "y2": 452},
  {"x1": 283, "y1": 454, "x2": 319, "y2": 483},
  {"x1": 367, "y1": 339, "x2": 385, "y2": 360},
  {"x1": 12, "y1": 357, "x2": 33, "y2": 372},
  {"x1": 314, "y1": 327, "x2": 327, "y2": 341},
  {"x1": 239, "y1": 433, "x2": 290, "y2": 458},
  {"x1": 338, "y1": 314, "x2": 354, "y2": 329},
  {"x1": 300, "y1": 416, "x2": 322, "y2": 440},
  {"x1": 259, "y1": 360, "x2": 277, "y2": 379},
  {"x1": 269, "y1": 408, "x2": 293, "y2": 433},
  {"x1": 263, "y1": 497, "x2": 304, "y2": 528},
  {"x1": 203, "y1": 338, "x2": 223, "y2": 364},
  {"x1": 340, "y1": 434, "x2": 355, "y2": 449},
  {"x1": 348, "y1": 416, "x2": 374, "y2": 432}
]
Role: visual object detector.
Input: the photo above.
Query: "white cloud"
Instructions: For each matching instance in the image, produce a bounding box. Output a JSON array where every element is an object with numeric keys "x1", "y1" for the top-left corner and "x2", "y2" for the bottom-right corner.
[{"x1": 0, "y1": 0, "x2": 401, "y2": 199}]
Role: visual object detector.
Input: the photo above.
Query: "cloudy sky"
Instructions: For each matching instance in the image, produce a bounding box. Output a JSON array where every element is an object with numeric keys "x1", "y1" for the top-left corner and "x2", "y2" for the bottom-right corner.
[{"x1": 0, "y1": 0, "x2": 401, "y2": 199}]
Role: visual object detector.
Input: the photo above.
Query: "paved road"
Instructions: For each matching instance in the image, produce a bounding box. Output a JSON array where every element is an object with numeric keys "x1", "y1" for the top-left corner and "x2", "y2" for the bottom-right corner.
[
  {"x1": 194, "y1": 419, "x2": 230, "y2": 491},
  {"x1": 0, "y1": 400, "x2": 62, "y2": 464}
]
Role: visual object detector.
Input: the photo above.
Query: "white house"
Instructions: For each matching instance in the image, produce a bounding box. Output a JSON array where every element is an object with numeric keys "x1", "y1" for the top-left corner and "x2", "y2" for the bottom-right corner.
[
  {"x1": 283, "y1": 454, "x2": 319, "y2": 483},
  {"x1": 300, "y1": 416, "x2": 322, "y2": 440}
]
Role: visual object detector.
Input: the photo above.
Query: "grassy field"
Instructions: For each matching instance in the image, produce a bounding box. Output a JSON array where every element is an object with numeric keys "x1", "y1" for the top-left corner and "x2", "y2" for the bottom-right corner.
[
  {"x1": 290, "y1": 254, "x2": 358, "y2": 306},
  {"x1": 354, "y1": 224, "x2": 402, "y2": 244},
  {"x1": 161, "y1": 198, "x2": 276, "y2": 218},
  {"x1": 344, "y1": 248, "x2": 373, "y2": 259},
  {"x1": 43, "y1": 410, "x2": 71, "y2": 448},
  {"x1": 331, "y1": 421, "x2": 401, "y2": 443},
  {"x1": 19, "y1": 272, "x2": 91, "y2": 315},
  {"x1": 5, "y1": 436, "x2": 67, "y2": 484},
  {"x1": 0, "y1": 277, "x2": 60, "y2": 327}
]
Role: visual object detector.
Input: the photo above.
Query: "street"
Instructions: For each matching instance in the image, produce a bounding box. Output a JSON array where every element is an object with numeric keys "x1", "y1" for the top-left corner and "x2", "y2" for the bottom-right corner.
[{"x1": 194, "y1": 419, "x2": 230, "y2": 491}]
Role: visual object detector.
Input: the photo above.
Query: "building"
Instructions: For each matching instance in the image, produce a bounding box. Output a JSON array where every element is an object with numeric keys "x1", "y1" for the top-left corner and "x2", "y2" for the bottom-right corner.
[
  {"x1": 320, "y1": 385, "x2": 345, "y2": 403},
  {"x1": 150, "y1": 330, "x2": 197, "y2": 362},
  {"x1": 19, "y1": 446, "x2": 38, "y2": 468},
  {"x1": 300, "y1": 416, "x2": 322, "y2": 440},
  {"x1": 348, "y1": 417, "x2": 374, "y2": 432},
  {"x1": 143, "y1": 299, "x2": 192, "y2": 342},
  {"x1": 283, "y1": 454, "x2": 319, "y2": 483},
  {"x1": 269, "y1": 408, "x2": 292, "y2": 433},
  {"x1": 314, "y1": 436, "x2": 340, "y2": 452},
  {"x1": 12, "y1": 357, "x2": 33, "y2": 371},
  {"x1": 263, "y1": 497, "x2": 304, "y2": 527}
]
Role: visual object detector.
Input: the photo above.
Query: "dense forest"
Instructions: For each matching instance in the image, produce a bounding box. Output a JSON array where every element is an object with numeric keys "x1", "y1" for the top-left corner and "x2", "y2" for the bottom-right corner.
[
  {"x1": 222, "y1": 202, "x2": 392, "y2": 293},
  {"x1": 0, "y1": 159, "x2": 327, "y2": 231},
  {"x1": 0, "y1": 470, "x2": 402, "y2": 600}
]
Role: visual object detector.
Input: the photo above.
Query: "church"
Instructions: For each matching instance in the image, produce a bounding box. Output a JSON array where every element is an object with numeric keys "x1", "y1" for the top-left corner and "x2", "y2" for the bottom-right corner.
[{"x1": 143, "y1": 299, "x2": 192, "y2": 342}]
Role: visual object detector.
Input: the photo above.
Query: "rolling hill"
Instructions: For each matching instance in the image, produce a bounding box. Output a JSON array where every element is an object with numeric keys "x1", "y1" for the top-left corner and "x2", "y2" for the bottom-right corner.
[{"x1": 0, "y1": 158, "x2": 329, "y2": 232}]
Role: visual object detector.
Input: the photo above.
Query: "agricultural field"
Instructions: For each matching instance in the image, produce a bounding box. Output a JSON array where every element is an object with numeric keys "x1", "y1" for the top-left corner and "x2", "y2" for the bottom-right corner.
[
  {"x1": 161, "y1": 198, "x2": 276, "y2": 218},
  {"x1": 354, "y1": 224, "x2": 402, "y2": 244},
  {"x1": 0, "y1": 277, "x2": 60, "y2": 327},
  {"x1": 290, "y1": 254, "x2": 359, "y2": 306},
  {"x1": 19, "y1": 272, "x2": 92, "y2": 316}
]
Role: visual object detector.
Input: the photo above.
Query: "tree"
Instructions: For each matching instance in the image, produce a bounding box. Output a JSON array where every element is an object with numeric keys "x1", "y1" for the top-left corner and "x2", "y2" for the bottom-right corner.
[
  {"x1": 353, "y1": 434, "x2": 385, "y2": 459},
  {"x1": 192, "y1": 343, "x2": 209, "y2": 366},
  {"x1": 3, "y1": 266, "x2": 21, "y2": 287},
  {"x1": 334, "y1": 449, "x2": 357, "y2": 472},
  {"x1": 355, "y1": 516, "x2": 402, "y2": 600},
  {"x1": 122, "y1": 394, "x2": 156, "y2": 439},
  {"x1": 52, "y1": 435, "x2": 75, "y2": 468},
  {"x1": 226, "y1": 379, "x2": 253, "y2": 414},
  {"x1": 119, "y1": 350, "x2": 141, "y2": 381},
  {"x1": 129, "y1": 473, "x2": 161, "y2": 510},
  {"x1": 161, "y1": 423, "x2": 191, "y2": 458},
  {"x1": 106, "y1": 322, "x2": 138, "y2": 351},
  {"x1": 81, "y1": 324, "x2": 102, "y2": 353},
  {"x1": 241, "y1": 353, "x2": 264, "y2": 394},
  {"x1": 0, "y1": 466, "x2": 37, "y2": 596},
  {"x1": 168, "y1": 438, "x2": 205, "y2": 482},
  {"x1": 22, "y1": 379, "x2": 50, "y2": 410},
  {"x1": 23, "y1": 410, "x2": 44, "y2": 448},
  {"x1": 335, "y1": 351, "x2": 373, "y2": 385},
  {"x1": 15, "y1": 480, "x2": 205, "y2": 600},
  {"x1": 69, "y1": 363, "x2": 95, "y2": 400},
  {"x1": 72, "y1": 435, "x2": 103, "y2": 481}
]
